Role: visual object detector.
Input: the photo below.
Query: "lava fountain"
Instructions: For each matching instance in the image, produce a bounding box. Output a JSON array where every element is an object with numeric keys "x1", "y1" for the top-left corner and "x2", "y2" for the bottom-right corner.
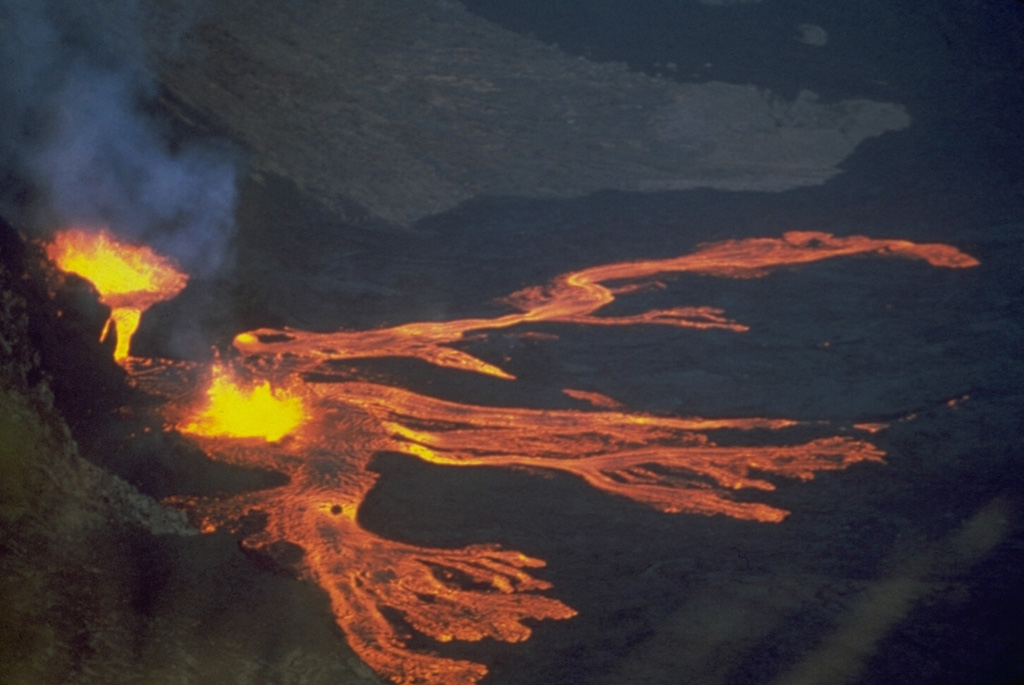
[
  {"x1": 46, "y1": 228, "x2": 188, "y2": 362},
  {"x1": 48, "y1": 227, "x2": 978, "y2": 684},
  {"x1": 179, "y1": 363, "x2": 307, "y2": 442},
  {"x1": 159, "y1": 231, "x2": 977, "y2": 684}
]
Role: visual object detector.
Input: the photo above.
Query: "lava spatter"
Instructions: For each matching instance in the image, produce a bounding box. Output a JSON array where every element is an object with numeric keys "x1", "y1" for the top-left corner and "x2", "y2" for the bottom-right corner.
[{"x1": 180, "y1": 363, "x2": 306, "y2": 442}]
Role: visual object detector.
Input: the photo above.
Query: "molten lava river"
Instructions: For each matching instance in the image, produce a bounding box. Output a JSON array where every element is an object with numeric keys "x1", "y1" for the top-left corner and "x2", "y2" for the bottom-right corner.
[{"x1": 50, "y1": 229, "x2": 978, "y2": 684}]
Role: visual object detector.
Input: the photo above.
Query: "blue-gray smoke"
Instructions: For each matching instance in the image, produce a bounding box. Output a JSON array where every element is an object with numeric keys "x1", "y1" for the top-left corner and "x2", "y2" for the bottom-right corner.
[{"x1": 0, "y1": 0, "x2": 237, "y2": 278}]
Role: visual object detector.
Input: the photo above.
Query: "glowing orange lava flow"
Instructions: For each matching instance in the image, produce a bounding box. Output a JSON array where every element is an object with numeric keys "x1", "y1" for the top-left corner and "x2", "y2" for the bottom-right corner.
[
  {"x1": 163, "y1": 232, "x2": 977, "y2": 685},
  {"x1": 232, "y1": 231, "x2": 978, "y2": 378},
  {"x1": 47, "y1": 228, "x2": 188, "y2": 361}
]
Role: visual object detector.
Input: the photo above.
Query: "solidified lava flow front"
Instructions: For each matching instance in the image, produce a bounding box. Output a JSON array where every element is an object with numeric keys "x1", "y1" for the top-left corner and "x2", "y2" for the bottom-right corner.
[{"x1": 156, "y1": 232, "x2": 976, "y2": 684}]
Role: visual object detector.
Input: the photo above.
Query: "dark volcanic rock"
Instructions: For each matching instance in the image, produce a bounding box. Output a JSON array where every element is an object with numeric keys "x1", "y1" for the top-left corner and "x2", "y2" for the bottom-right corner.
[{"x1": 78, "y1": 0, "x2": 908, "y2": 226}]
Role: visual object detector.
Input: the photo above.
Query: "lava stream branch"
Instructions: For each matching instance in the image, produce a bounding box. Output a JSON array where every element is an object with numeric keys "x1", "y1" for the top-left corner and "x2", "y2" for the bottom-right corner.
[
  {"x1": 337, "y1": 381, "x2": 885, "y2": 521},
  {"x1": 231, "y1": 231, "x2": 977, "y2": 380}
]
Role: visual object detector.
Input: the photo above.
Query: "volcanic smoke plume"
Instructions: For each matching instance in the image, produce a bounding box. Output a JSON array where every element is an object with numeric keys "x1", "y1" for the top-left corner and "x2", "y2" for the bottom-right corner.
[{"x1": 0, "y1": 0, "x2": 237, "y2": 278}]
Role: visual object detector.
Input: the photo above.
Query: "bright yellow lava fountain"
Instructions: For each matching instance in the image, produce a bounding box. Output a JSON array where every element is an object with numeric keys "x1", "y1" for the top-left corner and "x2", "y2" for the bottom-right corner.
[
  {"x1": 180, "y1": 364, "x2": 306, "y2": 442},
  {"x1": 46, "y1": 227, "x2": 188, "y2": 361}
]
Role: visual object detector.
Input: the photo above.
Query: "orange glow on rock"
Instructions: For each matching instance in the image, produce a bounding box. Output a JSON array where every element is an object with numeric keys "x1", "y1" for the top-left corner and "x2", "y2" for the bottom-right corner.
[
  {"x1": 156, "y1": 232, "x2": 977, "y2": 684},
  {"x1": 180, "y1": 363, "x2": 306, "y2": 442},
  {"x1": 562, "y1": 387, "x2": 625, "y2": 409},
  {"x1": 853, "y1": 422, "x2": 890, "y2": 434},
  {"x1": 46, "y1": 228, "x2": 188, "y2": 361}
]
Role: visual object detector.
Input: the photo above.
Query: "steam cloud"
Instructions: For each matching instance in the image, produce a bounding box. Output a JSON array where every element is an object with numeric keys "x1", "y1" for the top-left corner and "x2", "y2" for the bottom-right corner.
[{"x1": 0, "y1": 0, "x2": 237, "y2": 278}]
